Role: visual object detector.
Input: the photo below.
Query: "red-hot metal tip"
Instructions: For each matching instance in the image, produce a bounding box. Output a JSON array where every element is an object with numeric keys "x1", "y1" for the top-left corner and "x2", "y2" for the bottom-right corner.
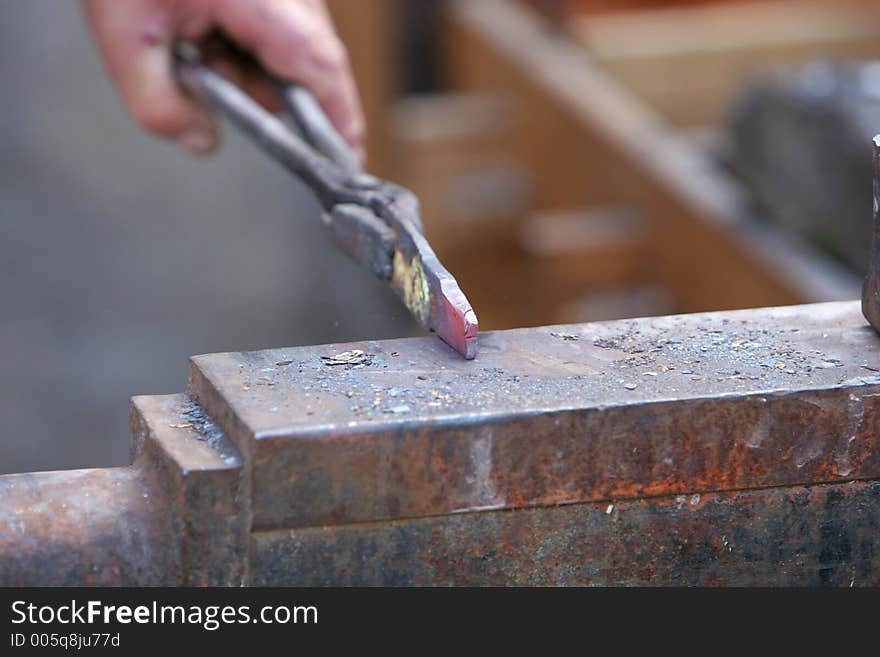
[{"x1": 434, "y1": 291, "x2": 479, "y2": 360}]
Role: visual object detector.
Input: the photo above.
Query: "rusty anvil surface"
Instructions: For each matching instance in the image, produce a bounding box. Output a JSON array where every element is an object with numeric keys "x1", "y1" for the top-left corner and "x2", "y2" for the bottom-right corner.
[{"x1": 2, "y1": 301, "x2": 880, "y2": 585}]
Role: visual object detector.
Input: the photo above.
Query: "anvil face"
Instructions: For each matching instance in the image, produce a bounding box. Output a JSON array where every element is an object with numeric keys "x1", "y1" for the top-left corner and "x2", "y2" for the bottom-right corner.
[{"x1": 188, "y1": 301, "x2": 880, "y2": 531}]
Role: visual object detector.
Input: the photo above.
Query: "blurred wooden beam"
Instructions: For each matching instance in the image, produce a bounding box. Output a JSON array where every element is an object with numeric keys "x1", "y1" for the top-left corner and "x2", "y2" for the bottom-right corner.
[{"x1": 571, "y1": 0, "x2": 880, "y2": 126}]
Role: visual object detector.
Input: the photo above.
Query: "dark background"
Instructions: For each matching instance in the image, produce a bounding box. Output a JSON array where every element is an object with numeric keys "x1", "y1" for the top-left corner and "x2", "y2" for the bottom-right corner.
[{"x1": 0, "y1": 2, "x2": 414, "y2": 475}]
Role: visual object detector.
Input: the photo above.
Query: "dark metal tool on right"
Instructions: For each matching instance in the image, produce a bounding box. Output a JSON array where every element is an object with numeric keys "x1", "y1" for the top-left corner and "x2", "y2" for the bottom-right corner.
[
  {"x1": 172, "y1": 41, "x2": 479, "y2": 359},
  {"x1": 864, "y1": 135, "x2": 880, "y2": 331}
]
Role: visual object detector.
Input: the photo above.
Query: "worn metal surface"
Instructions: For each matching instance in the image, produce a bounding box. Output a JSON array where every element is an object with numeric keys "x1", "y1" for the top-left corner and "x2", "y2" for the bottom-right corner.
[
  {"x1": 0, "y1": 467, "x2": 175, "y2": 586},
  {"x1": 2, "y1": 301, "x2": 880, "y2": 585},
  {"x1": 189, "y1": 300, "x2": 880, "y2": 531},
  {"x1": 0, "y1": 395, "x2": 246, "y2": 586},
  {"x1": 251, "y1": 479, "x2": 880, "y2": 586},
  {"x1": 130, "y1": 394, "x2": 248, "y2": 586}
]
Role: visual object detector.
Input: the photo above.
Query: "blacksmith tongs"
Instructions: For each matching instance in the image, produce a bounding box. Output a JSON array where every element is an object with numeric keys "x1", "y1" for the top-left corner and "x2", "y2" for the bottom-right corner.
[{"x1": 173, "y1": 41, "x2": 478, "y2": 359}]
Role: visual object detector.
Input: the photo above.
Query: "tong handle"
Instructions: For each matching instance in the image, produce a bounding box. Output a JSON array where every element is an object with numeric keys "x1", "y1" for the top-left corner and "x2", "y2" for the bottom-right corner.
[
  {"x1": 172, "y1": 40, "x2": 357, "y2": 207},
  {"x1": 274, "y1": 82, "x2": 361, "y2": 174}
]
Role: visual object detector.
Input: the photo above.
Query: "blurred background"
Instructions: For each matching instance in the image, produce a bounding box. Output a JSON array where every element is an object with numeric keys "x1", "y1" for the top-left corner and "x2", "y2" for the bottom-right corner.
[
  {"x1": 4, "y1": 0, "x2": 880, "y2": 475},
  {"x1": 0, "y1": 1, "x2": 414, "y2": 475}
]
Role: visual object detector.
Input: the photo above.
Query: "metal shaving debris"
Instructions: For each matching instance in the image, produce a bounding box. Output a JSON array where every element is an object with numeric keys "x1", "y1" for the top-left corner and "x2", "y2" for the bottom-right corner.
[{"x1": 321, "y1": 349, "x2": 373, "y2": 367}]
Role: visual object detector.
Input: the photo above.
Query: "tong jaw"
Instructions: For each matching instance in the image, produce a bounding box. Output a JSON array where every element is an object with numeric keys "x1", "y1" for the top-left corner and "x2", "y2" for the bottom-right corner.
[{"x1": 323, "y1": 181, "x2": 479, "y2": 360}]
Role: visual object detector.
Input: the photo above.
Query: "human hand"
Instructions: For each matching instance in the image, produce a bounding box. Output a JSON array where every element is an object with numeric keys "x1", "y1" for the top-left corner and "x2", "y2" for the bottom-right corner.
[{"x1": 83, "y1": 0, "x2": 365, "y2": 158}]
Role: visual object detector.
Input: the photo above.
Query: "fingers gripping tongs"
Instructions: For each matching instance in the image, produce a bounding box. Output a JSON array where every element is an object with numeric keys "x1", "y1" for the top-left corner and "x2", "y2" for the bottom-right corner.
[{"x1": 173, "y1": 41, "x2": 478, "y2": 359}]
